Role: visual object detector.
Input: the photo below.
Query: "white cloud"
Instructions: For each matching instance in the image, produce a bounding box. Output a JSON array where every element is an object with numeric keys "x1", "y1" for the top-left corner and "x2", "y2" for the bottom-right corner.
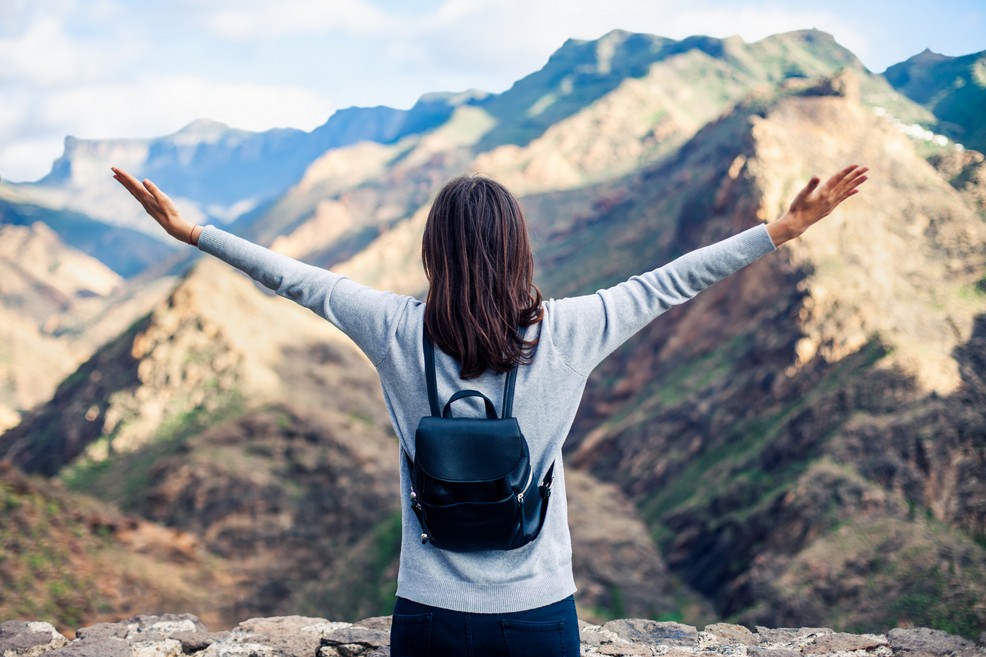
[
  {"x1": 330, "y1": 0, "x2": 867, "y2": 91},
  {"x1": 199, "y1": 0, "x2": 397, "y2": 40},
  {"x1": 0, "y1": 0, "x2": 145, "y2": 85},
  {"x1": 0, "y1": 17, "x2": 133, "y2": 85},
  {"x1": 0, "y1": 0, "x2": 973, "y2": 181},
  {"x1": 0, "y1": 137, "x2": 66, "y2": 183}
]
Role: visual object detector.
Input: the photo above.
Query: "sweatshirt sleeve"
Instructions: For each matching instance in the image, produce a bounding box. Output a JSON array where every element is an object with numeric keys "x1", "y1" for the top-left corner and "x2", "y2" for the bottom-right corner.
[
  {"x1": 547, "y1": 224, "x2": 777, "y2": 376},
  {"x1": 197, "y1": 226, "x2": 412, "y2": 366}
]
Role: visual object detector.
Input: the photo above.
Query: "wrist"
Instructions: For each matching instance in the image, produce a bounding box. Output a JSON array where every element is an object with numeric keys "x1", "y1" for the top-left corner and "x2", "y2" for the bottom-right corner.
[
  {"x1": 188, "y1": 225, "x2": 203, "y2": 246},
  {"x1": 767, "y1": 213, "x2": 801, "y2": 246}
]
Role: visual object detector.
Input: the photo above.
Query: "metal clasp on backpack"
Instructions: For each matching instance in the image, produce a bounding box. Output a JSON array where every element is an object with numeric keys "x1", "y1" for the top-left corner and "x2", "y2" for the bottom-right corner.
[{"x1": 517, "y1": 467, "x2": 534, "y2": 503}]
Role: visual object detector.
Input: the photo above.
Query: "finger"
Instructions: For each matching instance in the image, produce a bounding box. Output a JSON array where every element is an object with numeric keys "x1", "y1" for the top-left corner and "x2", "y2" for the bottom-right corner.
[
  {"x1": 142, "y1": 178, "x2": 176, "y2": 212},
  {"x1": 113, "y1": 167, "x2": 157, "y2": 204},
  {"x1": 836, "y1": 179, "x2": 866, "y2": 204},
  {"x1": 111, "y1": 166, "x2": 143, "y2": 189},
  {"x1": 839, "y1": 166, "x2": 868, "y2": 186},
  {"x1": 839, "y1": 172, "x2": 868, "y2": 196},
  {"x1": 823, "y1": 171, "x2": 864, "y2": 200},
  {"x1": 792, "y1": 176, "x2": 820, "y2": 207},
  {"x1": 834, "y1": 163, "x2": 861, "y2": 180}
]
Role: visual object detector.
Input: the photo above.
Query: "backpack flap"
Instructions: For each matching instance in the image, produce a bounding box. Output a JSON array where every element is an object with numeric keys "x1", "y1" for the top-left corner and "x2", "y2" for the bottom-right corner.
[{"x1": 415, "y1": 416, "x2": 527, "y2": 482}]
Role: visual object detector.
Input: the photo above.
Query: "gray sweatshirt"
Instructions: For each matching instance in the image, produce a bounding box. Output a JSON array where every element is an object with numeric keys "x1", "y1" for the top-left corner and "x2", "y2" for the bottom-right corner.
[{"x1": 197, "y1": 222, "x2": 776, "y2": 614}]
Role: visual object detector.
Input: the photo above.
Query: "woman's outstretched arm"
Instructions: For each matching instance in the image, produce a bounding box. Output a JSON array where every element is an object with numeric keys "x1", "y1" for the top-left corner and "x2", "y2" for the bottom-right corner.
[
  {"x1": 548, "y1": 164, "x2": 869, "y2": 374},
  {"x1": 110, "y1": 166, "x2": 413, "y2": 366}
]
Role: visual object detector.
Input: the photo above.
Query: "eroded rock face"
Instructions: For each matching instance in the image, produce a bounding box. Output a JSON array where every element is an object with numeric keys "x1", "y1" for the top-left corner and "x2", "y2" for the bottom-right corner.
[
  {"x1": 1, "y1": 614, "x2": 980, "y2": 657},
  {"x1": 0, "y1": 621, "x2": 69, "y2": 657}
]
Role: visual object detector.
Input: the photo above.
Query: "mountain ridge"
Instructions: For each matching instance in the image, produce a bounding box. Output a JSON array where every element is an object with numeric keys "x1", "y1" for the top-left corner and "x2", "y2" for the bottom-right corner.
[{"x1": 885, "y1": 47, "x2": 986, "y2": 152}]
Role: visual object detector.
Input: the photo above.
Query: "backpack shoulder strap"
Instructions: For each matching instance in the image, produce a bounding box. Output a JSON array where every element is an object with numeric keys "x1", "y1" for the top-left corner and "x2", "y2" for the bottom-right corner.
[
  {"x1": 502, "y1": 367, "x2": 517, "y2": 418},
  {"x1": 423, "y1": 331, "x2": 441, "y2": 417},
  {"x1": 424, "y1": 327, "x2": 518, "y2": 419}
]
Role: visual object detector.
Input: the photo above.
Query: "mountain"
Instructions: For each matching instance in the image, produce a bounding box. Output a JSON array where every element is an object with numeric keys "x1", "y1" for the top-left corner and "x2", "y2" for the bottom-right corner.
[
  {"x1": 476, "y1": 29, "x2": 861, "y2": 151},
  {"x1": 885, "y1": 48, "x2": 986, "y2": 153},
  {"x1": 0, "y1": 223, "x2": 128, "y2": 432},
  {"x1": 235, "y1": 29, "x2": 933, "y2": 284},
  {"x1": 556, "y1": 72, "x2": 986, "y2": 635},
  {"x1": 4, "y1": 94, "x2": 482, "y2": 238},
  {"x1": 0, "y1": 259, "x2": 404, "y2": 622},
  {"x1": 2, "y1": 29, "x2": 984, "y2": 636},
  {"x1": 0, "y1": 196, "x2": 176, "y2": 277},
  {"x1": 0, "y1": 221, "x2": 180, "y2": 433},
  {"x1": 2, "y1": 30, "x2": 933, "y2": 278}
]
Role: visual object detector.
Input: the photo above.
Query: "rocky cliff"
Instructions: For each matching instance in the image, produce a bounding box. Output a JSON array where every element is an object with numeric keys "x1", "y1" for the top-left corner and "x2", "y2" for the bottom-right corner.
[
  {"x1": 0, "y1": 222, "x2": 166, "y2": 432},
  {"x1": 2, "y1": 613, "x2": 982, "y2": 657}
]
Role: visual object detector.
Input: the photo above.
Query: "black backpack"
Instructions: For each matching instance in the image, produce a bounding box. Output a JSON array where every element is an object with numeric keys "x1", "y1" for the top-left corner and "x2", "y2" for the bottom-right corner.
[{"x1": 403, "y1": 332, "x2": 555, "y2": 552}]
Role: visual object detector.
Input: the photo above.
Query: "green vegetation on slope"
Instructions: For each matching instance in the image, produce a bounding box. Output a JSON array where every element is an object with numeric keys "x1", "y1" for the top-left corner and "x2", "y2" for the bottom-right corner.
[
  {"x1": 61, "y1": 397, "x2": 244, "y2": 511},
  {"x1": 885, "y1": 49, "x2": 986, "y2": 152},
  {"x1": 0, "y1": 465, "x2": 108, "y2": 629}
]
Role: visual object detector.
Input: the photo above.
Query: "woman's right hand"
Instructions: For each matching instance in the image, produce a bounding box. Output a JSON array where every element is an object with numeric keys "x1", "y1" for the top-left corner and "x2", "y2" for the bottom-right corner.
[{"x1": 111, "y1": 167, "x2": 202, "y2": 245}]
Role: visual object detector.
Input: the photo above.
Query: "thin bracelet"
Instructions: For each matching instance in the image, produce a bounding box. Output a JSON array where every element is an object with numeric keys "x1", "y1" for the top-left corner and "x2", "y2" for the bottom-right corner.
[{"x1": 188, "y1": 225, "x2": 199, "y2": 245}]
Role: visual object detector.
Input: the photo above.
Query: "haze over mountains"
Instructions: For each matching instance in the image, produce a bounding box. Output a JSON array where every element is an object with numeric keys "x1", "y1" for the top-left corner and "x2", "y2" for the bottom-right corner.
[{"x1": 1, "y1": 29, "x2": 984, "y2": 636}]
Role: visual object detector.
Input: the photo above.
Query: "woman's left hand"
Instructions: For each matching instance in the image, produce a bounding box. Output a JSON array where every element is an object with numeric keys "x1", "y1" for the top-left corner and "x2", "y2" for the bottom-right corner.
[
  {"x1": 768, "y1": 164, "x2": 868, "y2": 246},
  {"x1": 111, "y1": 167, "x2": 202, "y2": 245}
]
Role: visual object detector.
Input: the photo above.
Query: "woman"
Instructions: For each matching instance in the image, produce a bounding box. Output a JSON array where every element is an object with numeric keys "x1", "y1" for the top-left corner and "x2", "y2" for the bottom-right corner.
[{"x1": 113, "y1": 163, "x2": 867, "y2": 656}]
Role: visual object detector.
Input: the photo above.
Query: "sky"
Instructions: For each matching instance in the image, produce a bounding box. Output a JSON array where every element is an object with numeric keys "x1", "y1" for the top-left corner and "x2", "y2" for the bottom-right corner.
[{"x1": 1, "y1": 0, "x2": 983, "y2": 182}]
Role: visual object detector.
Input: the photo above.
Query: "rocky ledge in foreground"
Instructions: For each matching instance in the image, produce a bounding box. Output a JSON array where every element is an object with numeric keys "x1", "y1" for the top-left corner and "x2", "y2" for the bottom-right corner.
[{"x1": 1, "y1": 614, "x2": 983, "y2": 657}]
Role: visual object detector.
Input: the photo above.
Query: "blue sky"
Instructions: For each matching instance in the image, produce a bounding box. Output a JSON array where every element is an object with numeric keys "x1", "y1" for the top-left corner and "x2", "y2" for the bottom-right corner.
[{"x1": 1, "y1": 0, "x2": 983, "y2": 182}]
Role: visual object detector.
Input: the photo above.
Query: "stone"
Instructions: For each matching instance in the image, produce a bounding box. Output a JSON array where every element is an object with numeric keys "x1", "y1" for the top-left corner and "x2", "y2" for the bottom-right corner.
[
  {"x1": 197, "y1": 642, "x2": 277, "y2": 657},
  {"x1": 0, "y1": 621, "x2": 69, "y2": 657},
  {"x1": 664, "y1": 650, "x2": 720, "y2": 657},
  {"x1": 229, "y1": 616, "x2": 351, "y2": 657},
  {"x1": 47, "y1": 637, "x2": 132, "y2": 657},
  {"x1": 755, "y1": 627, "x2": 834, "y2": 649},
  {"x1": 802, "y1": 632, "x2": 888, "y2": 654},
  {"x1": 579, "y1": 623, "x2": 617, "y2": 646},
  {"x1": 705, "y1": 623, "x2": 759, "y2": 647},
  {"x1": 125, "y1": 614, "x2": 206, "y2": 637},
  {"x1": 319, "y1": 626, "x2": 390, "y2": 657},
  {"x1": 579, "y1": 623, "x2": 651, "y2": 656},
  {"x1": 592, "y1": 643, "x2": 653, "y2": 656},
  {"x1": 747, "y1": 648, "x2": 801, "y2": 657},
  {"x1": 954, "y1": 650, "x2": 986, "y2": 657},
  {"x1": 130, "y1": 638, "x2": 183, "y2": 657},
  {"x1": 601, "y1": 619, "x2": 700, "y2": 647},
  {"x1": 5, "y1": 614, "x2": 981, "y2": 657},
  {"x1": 73, "y1": 623, "x2": 129, "y2": 641},
  {"x1": 170, "y1": 630, "x2": 229, "y2": 653},
  {"x1": 887, "y1": 628, "x2": 976, "y2": 655},
  {"x1": 352, "y1": 617, "x2": 392, "y2": 632}
]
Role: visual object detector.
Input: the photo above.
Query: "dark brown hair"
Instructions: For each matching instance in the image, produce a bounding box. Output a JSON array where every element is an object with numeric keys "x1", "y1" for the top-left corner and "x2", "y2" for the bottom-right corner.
[{"x1": 422, "y1": 175, "x2": 543, "y2": 379}]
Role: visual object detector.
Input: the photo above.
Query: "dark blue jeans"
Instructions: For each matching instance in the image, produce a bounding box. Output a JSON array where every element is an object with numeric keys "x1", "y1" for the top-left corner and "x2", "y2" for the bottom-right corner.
[{"x1": 390, "y1": 594, "x2": 580, "y2": 657}]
